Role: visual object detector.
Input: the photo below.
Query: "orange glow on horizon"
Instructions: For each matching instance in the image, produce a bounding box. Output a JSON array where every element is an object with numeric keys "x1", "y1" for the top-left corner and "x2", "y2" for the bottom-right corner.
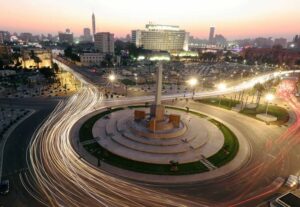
[{"x1": 0, "y1": 0, "x2": 299, "y2": 40}]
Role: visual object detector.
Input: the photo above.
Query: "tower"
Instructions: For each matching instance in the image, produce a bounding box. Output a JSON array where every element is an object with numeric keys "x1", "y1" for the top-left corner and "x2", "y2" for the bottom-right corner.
[
  {"x1": 92, "y1": 13, "x2": 96, "y2": 41},
  {"x1": 209, "y1": 26, "x2": 215, "y2": 44}
]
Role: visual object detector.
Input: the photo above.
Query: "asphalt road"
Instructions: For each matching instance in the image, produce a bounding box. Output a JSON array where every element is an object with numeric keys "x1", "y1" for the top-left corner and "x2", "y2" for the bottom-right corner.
[
  {"x1": 0, "y1": 98, "x2": 58, "y2": 207},
  {"x1": 152, "y1": 100, "x2": 300, "y2": 206}
]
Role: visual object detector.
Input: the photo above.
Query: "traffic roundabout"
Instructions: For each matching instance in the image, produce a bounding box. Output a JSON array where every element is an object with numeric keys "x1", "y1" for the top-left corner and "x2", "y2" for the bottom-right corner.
[{"x1": 72, "y1": 104, "x2": 251, "y2": 184}]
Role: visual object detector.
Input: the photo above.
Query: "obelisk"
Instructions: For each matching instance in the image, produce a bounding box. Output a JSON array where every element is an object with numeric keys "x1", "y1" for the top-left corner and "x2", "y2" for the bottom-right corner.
[{"x1": 150, "y1": 63, "x2": 165, "y2": 121}]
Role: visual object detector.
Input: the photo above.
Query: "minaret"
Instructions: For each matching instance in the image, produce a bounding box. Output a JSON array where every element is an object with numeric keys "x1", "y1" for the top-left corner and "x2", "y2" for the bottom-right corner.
[{"x1": 92, "y1": 13, "x2": 96, "y2": 41}]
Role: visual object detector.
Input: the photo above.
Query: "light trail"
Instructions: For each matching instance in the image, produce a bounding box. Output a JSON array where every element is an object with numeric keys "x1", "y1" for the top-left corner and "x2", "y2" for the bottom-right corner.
[
  {"x1": 27, "y1": 81, "x2": 203, "y2": 206},
  {"x1": 27, "y1": 60, "x2": 300, "y2": 207}
]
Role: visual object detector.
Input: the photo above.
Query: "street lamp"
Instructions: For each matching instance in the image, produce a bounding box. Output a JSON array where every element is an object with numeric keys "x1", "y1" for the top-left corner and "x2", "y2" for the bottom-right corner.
[
  {"x1": 217, "y1": 83, "x2": 227, "y2": 91},
  {"x1": 108, "y1": 74, "x2": 116, "y2": 82},
  {"x1": 108, "y1": 74, "x2": 116, "y2": 95},
  {"x1": 187, "y1": 77, "x2": 198, "y2": 98},
  {"x1": 265, "y1": 93, "x2": 274, "y2": 115},
  {"x1": 217, "y1": 83, "x2": 227, "y2": 106},
  {"x1": 135, "y1": 76, "x2": 138, "y2": 85}
]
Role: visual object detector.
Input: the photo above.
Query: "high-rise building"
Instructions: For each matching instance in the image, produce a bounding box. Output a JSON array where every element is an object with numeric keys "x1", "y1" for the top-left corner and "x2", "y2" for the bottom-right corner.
[
  {"x1": 274, "y1": 38, "x2": 287, "y2": 48},
  {"x1": 94, "y1": 32, "x2": 114, "y2": 54},
  {"x1": 92, "y1": 13, "x2": 96, "y2": 39},
  {"x1": 208, "y1": 27, "x2": 215, "y2": 44},
  {"x1": 58, "y1": 29, "x2": 74, "y2": 44},
  {"x1": 80, "y1": 28, "x2": 93, "y2": 43},
  {"x1": 0, "y1": 31, "x2": 10, "y2": 43},
  {"x1": 84, "y1": 28, "x2": 91, "y2": 36},
  {"x1": 19, "y1": 32, "x2": 33, "y2": 43},
  {"x1": 293, "y1": 34, "x2": 300, "y2": 49},
  {"x1": 214, "y1": 34, "x2": 227, "y2": 46},
  {"x1": 131, "y1": 23, "x2": 189, "y2": 52},
  {"x1": 254, "y1": 37, "x2": 273, "y2": 48}
]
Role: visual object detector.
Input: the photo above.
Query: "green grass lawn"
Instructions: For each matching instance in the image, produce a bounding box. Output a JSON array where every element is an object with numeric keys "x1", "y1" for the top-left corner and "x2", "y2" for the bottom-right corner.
[
  {"x1": 84, "y1": 142, "x2": 209, "y2": 175},
  {"x1": 198, "y1": 98, "x2": 289, "y2": 125},
  {"x1": 241, "y1": 104, "x2": 289, "y2": 125},
  {"x1": 120, "y1": 79, "x2": 136, "y2": 86},
  {"x1": 79, "y1": 106, "x2": 239, "y2": 175},
  {"x1": 198, "y1": 98, "x2": 241, "y2": 110},
  {"x1": 207, "y1": 119, "x2": 239, "y2": 167}
]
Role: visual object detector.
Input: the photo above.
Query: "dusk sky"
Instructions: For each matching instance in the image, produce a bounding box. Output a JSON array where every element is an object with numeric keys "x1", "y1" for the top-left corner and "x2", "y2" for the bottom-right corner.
[{"x1": 0, "y1": 0, "x2": 299, "y2": 40}]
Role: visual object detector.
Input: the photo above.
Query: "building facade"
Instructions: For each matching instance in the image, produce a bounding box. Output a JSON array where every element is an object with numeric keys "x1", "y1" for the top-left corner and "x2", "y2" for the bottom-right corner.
[
  {"x1": 94, "y1": 32, "x2": 114, "y2": 54},
  {"x1": 58, "y1": 29, "x2": 74, "y2": 44},
  {"x1": 21, "y1": 48, "x2": 53, "y2": 69},
  {"x1": 0, "y1": 31, "x2": 10, "y2": 44},
  {"x1": 19, "y1": 33, "x2": 33, "y2": 43},
  {"x1": 274, "y1": 38, "x2": 287, "y2": 48},
  {"x1": 80, "y1": 28, "x2": 93, "y2": 42},
  {"x1": 80, "y1": 53, "x2": 104, "y2": 66},
  {"x1": 241, "y1": 47, "x2": 300, "y2": 66},
  {"x1": 132, "y1": 24, "x2": 189, "y2": 52},
  {"x1": 208, "y1": 27, "x2": 215, "y2": 44}
]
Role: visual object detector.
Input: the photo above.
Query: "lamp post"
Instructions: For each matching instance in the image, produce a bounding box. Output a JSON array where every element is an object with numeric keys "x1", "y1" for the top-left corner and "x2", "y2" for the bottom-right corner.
[
  {"x1": 134, "y1": 73, "x2": 138, "y2": 86},
  {"x1": 108, "y1": 74, "x2": 116, "y2": 94},
  {"x1": 187, "y1": 78, "x2": 198, "y2": 99},
  {"x1": 217, "y1": 83, "x2": 227, "y2": 106},
  {"x1": 265, "y1": 93, "x2": 274, "y2": 115}
]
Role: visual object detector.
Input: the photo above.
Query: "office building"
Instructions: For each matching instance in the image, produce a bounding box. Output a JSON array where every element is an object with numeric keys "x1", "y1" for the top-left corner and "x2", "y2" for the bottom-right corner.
[
  {"x1": 80, "y1": 53, "x2": 104, "y2": 66},
  {"x1": 0, "y1": 31, "x2": 10, "y2": 43},
  {"x1": 58, "y1": 29, "x2": 74, "y2": 44},
  {"x1": 131, "y1": 23, "x2": 189, "y2": 52},
  {"x1": 80, "y1": 28, "x2": 93, "y2": 42},
  {"x1": 253, "y1": 37, "x2": 273, "y2": 48},
  {"x1": 94, "y1": 32, "x2": 114, "y2": 54},
  {"x1": 274, "y1": 38, "x2": 287, "y2": 48},
  {"x1": 214, "y1": 34, "x2": 227, "y2": 46},
  {"x1": 208, "y1": 27, "x2": 215, "y2": 44},
  {"x1": 19, "y1": 32, "x2": 33, "y2": 43}
]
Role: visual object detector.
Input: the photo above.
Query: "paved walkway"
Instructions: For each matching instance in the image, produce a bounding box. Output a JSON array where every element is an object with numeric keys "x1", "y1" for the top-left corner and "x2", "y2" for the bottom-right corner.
[{"x1": 92, "y1": 108, "x2": 223, "y2": 164}]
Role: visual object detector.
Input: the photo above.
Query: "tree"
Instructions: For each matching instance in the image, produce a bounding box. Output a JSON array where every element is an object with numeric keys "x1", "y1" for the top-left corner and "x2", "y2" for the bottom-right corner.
[
  {"x1": 64, "y1": 46, "x2": 80, "y2": 62},
  {"x1": 33, "y1": 56, "x2": 42, "y2": 69},
  {"x1": 253, "y1": 83, "x2": 266, "y2": 108},
  {"x1": 53, "y1": 63, "x2": 59, "y2": 73}
]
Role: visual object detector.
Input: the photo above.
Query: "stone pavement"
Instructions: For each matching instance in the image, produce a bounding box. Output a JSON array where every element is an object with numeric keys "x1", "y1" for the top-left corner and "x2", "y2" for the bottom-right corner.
[
  {"x1": 70, "y1": 105, "x2": 251, "y2": 184},
  {"x1": 92, "y1": 108, "x2": 224, "y2": 164}
]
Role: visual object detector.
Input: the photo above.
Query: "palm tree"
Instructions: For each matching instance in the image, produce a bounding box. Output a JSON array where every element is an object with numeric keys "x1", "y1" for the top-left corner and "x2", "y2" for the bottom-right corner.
[{"x1": 253, "y1": 83, "x2": 266, "y2": 108}]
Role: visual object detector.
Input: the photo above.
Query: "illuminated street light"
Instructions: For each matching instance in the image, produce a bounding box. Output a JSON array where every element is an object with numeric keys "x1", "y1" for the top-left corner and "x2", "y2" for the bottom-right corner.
[
  {"x1": 134, "y1": 76, "x2": 138, "y2": 85},
  {"x1": 187, "y1": 78, "x2": 198, "y2": 98},
  {"x1": 217, "y1": 83, "x2": 227, "y2": 105},
  {"x1": 187, "y1": 78, "x2": 198, "y2": 87},
  {"x1": 108, "y1": 74, "x2": 116, "y2": 95},
  {"x1": 265, "y1": 93, "x2": 274, "y2": 115},
  {"x1": 108, "y1": 74, "x2": 116, "y2": 82},
  {"x1": 217, "y1": 83, "x2": 227, "y2": 91}
]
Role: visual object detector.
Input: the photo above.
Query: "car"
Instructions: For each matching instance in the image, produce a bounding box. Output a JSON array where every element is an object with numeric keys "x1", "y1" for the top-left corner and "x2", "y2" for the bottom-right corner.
[
  {"x1": 285, "y1": 175, "x2": 298, "y2": 188},
  {"x1": 0, "y1": 180, "x2": 9, "y2": 195}
]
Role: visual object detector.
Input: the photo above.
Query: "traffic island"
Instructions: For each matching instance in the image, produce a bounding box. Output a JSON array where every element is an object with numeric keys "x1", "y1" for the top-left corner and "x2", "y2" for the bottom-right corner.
[{"x1": 72, "y1": 105, "x2": 247, "y2": 183}]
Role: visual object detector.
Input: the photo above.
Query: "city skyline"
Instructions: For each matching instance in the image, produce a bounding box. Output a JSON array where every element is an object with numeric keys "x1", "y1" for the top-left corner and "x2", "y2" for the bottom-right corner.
[{"x1": 0, "y1": 0, "x2": 299, "y2": 40}]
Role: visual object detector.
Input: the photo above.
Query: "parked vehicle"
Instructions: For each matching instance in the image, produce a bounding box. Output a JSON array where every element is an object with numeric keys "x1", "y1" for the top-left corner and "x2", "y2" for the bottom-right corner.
[{"x1": 0, "y1": 180, "x2": 9, "y2": 195}]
